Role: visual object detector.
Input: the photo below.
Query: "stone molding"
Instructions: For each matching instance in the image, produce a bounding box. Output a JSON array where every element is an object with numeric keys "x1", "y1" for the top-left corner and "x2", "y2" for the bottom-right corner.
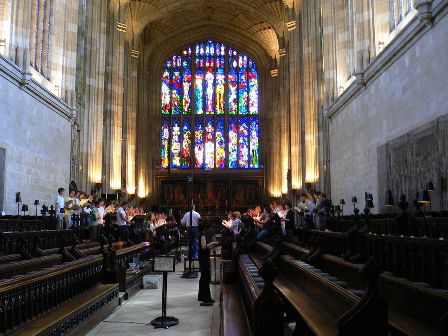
[
  {"x1": 0, "y1": 54, "x2": 72, "y2": 121},
  {"x1": 327, "y1": 0, "x2": 447, "y2": 120}
]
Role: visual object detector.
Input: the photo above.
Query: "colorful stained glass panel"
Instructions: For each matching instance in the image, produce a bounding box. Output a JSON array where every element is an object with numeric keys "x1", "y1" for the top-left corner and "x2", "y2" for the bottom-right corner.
[
  {"x1": 161, "y1": 68, "x2": 170, "y2": 114},
  {"x1": 195, "y1": 70, "x2": 204, "y2": 114},
  {"x1": 238, "y1": 118, "x2": 249, "y2": 168},
  {"x1": 182, "y1": 118, "x2": 191, "y2": 168},
  {"x1": 216, "y1": 68, "x2": 225, "y2": 114},
  {"x1": 161, "y1": 118, "x2": 169, "y2": 168},
  {"x1": 248, "y1": 66, "x2": 258, "y2": 114},
  {"x1": 171, "y1": 70, "x2": 181, "y2": 114},
  {"x1": 182, "y1": 68, "x2": 192, "y2": 114},
  {"x1": 228, "y1": 118, "x2": 238, "y2": 168},
  {"x1": 238, "y1": 69, "x2": 248, "y2": 115},
  {"x1": 205, "y1": 68, "x2": 214, "y2": 114},
  {"x1": 228, "y1": 69, "x2": 237, "y2": 115},
  {"x1": 195, "y1": 120, "x2": 204, "y2": 168},
  {"x1": 249, "y1": 117, "x2": 259, "y2": 168},
  {"x1": 205, "y1": 118, "x2": 215, "y2": 168},
  {"x1": 216, "y1": 117, "x2": 225, "y2": 168},
  {"x1": 171, "y1": 118, "x2": 181, "y2": 167}
]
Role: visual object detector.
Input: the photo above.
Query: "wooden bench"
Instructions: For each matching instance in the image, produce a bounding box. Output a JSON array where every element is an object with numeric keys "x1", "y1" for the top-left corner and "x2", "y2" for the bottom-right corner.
[
  {"x1": 220, "y1": 284, "x2": 251, "y2": 336},
  {"x1": 280, "y1": 242, "x2": 448, "y2": 335},
  {"x1": 247, "y1": 242, "x2": 389, "y2": 336},
  {"x1": 0, "y1": 254, "x2": 63, "y2": 280},
  {"x1": 0, "y1": 255, "x2": 119, "y2": 336},
  {"x1": 103, "y1": 242, "x2": 151, "y2": 298}
]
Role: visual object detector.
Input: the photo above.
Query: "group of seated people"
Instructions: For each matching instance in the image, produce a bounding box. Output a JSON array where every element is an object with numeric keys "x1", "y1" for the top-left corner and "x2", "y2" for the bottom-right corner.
[{"x1": 221, "y1": 192, "x2": 332, "y2": 245}]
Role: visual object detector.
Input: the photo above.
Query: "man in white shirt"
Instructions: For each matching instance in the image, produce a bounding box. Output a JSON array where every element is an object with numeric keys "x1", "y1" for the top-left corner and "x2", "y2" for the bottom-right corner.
[
  {"x1": 97, "y1": 199, "x2": 105, "y2": 225},
  {"x1": 181, "y1": 205, "x2": 201, "y2": 259},
  {"x1": 55, "y1": 188, "x2": 65, "y2": 230},
  {"x1": 116, "y1": 201, "x2": 131, "y2": 242}
]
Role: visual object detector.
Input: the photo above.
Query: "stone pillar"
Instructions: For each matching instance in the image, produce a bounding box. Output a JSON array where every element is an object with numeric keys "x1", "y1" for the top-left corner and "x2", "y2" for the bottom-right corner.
[
  {"x1": 125, "y1": 42, "x2": 138, "y2": 195},
  {"x1": 78, "y1": 0, "x2": 108, "y2": 192},
  {"x1": 287, "y1": 7, "x2": 303, "y2": 190},
  {"x1": 106, "y1": 6, "x2": 126, "y2": 192},
  {"x1": 302, "y1": 0, "x2": 321, "y2": 187}
]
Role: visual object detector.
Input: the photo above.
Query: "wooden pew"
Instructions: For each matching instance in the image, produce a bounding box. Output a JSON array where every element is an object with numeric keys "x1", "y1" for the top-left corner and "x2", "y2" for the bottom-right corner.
[
  {"x1": 282, "y1": 241, "x2": 448, "y2": 335},
  {"x1": 0, "y1": 218, "x2": 49, "y2": 233},
  {"x1": 326, "y1": 215, "x2": 448, "y2": 239},
  {"x1": 0, "y1": 230, "x2": 77, "y2": 256},
  {"x1": 0, "y1": 255, "x2": 119, "y2": 336},
  {"x1": 247, "y1": 242, "x2": 388, "y2": 336},
  {"x1": 300, "y1": 228, "x2": 448, "y2": 288},
  {"x1": 103, "y1": 242, "x2": 151, "y2": 299},
  {"x1": 0, "y1": 254, "x2": 63, "y2": 280}
]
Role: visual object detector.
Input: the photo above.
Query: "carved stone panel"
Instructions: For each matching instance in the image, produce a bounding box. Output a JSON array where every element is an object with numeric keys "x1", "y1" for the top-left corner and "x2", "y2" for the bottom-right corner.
[{"x1": 380, "y1": 115, "x2": 448, "y2": 212}]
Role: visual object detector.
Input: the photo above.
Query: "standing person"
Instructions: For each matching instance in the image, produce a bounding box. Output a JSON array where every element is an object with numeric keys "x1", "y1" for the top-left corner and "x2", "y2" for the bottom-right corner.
[
  {"x1": 316, "y1": 193, "x2": 331, "y2": 231},
  {"x1": 116, "y1": 201, "x2": 131, "y2": 242},
  {"x1": 181, "y1": 204, "x2": 201, "y2": 259},
  {"x1": 55, "y1": 188, "x2": 65, "y2": 230},
  {"x1": 97, "y1": 199, "x2": 106, "y2": 240},
  {"x1": 72, "y1": 190, "x2": 82, "y2": 227},
  {"x1": 284, "y1": 201, "x2": 295, "y2": 241},
  {"x1": 197, "y1": 221, "x2": 219, "y2": 306},
  {"x1": 64, "y1": 190, "x2": 77, "y2": 229},
  {"x1": 89, "y1": 201, "x2": 100, "y2": 241}
]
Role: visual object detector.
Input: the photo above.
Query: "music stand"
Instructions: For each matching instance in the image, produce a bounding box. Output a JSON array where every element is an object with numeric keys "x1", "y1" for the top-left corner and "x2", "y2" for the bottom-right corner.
[{"x1": 151, "y1": 256, "x2": 179, "y2": 329}]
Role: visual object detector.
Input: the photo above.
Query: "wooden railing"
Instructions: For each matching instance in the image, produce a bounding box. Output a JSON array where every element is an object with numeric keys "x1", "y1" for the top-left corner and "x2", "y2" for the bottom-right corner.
[
  {"x1": 326, "y1": 215, "x2": 448, "y2": 238},
  {"x1": 301, "y1": 228, "x2": 448, "y2": 289},
  {"x1": 0, "y1": 231, "x2": 78, "y2": 255},
  {"x1": 0, "y1": 255, "x2": 103, "y2": 334},
  {"x1": 103, "y1": 242, "x2": 150, "y2": 292},
  {"x1": 0, "y1": 219, "x2": 48, "y2": 233}
]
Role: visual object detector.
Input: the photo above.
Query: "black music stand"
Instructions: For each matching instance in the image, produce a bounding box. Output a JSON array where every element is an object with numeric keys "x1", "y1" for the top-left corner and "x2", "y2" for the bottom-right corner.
[{"x1": 151, "y1": 256, "x2": 179, "y2": 329}]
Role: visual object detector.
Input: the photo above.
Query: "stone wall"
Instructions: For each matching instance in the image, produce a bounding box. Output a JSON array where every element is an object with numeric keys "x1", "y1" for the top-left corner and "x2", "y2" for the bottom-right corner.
[
  {"x1": 329, "y1": 11, "x2": 448, "y2": 213},
  {"x1": 0, "y1": 59, "x2": 72, "y2": 214}
]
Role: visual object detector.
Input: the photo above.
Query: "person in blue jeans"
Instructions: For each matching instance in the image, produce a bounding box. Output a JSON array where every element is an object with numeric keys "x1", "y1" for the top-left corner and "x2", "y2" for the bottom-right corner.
[{"x1": 181, "y1": 205, "x2": 201, "y2": 259}]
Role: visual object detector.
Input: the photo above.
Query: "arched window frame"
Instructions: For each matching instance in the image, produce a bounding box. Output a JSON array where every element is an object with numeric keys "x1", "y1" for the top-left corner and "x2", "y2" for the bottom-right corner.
[{"x1": 160, "y1": 40, "x2": 260, "y2": 171}]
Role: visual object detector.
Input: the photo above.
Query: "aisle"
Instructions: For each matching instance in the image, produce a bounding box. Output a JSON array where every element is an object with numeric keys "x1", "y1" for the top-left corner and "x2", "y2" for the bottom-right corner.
[{"x1": 86, "y1": 270, "x2": 220, "y2": 336}]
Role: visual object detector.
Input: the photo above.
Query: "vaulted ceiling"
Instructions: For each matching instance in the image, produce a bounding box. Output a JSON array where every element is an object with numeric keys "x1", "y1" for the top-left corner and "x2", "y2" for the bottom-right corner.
[{"x1": 111, "y1": 0, "x2": 292, "y2": 70}]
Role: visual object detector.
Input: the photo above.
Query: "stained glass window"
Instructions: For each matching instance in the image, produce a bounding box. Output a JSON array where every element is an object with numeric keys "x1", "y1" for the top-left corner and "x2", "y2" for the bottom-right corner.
[
  {"x1": 160, "y1": 40, "x2": 259, "y2": 170},
  {"x1": 195, "y1": 120, "x2": 204, "y2": 168},
  {"x1": 182, "y1": 118, "x2": 191, "y2": 168},
  {"x1": 161, "y1": 118, "x2": 170, "y2": 168}
]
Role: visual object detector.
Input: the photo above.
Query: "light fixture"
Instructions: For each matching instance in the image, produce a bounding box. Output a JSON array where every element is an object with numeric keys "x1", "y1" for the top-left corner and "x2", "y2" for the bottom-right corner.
[
  {"x1": 286, "y1": 21, "x2": 296, "y2": 31},
  {"x1": 116, "y1": 22, "x2": 127, "y2": 32},
  {"x1": 385, "y1": 190, "x2": 394, "y2": 207},
  {"x1": 417, "y1": 190, "x2": 431, "y2": 204},
  {"x1": 21, "y1": 204, "x2": 29, "y2": 217},
  {"x1": 130, "y1": 49, "x2": 140, "y2": 58},
  {"x1": 340, "y1": 199, "x2": 345, "y2": 216},
  {"x1": 270, "y1": 69, "x2": 279, "y2": 77},
  {"x1": 16, "y1": 192, "x2": 21, "y2": 216},
  {"x1": 34, "y1": 200, "x2": 40, "y2": 218},
  {"x1": 352, "y1": 196, "x2": 358, "y2": 211}
]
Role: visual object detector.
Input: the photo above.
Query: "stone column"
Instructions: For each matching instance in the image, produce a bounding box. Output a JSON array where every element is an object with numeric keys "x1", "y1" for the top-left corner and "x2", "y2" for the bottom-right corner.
[
  {"x1": 106, "y1": 6, "x2": 125, "y2": 192},
  {"x1": 302, "y1": 0, "x2": 321, "y2": 187},
  {"x1": 125, "y1": 42, "x2": 138, "y2": 195},
  {"x1": 287, "y1": 6, "x2": 303, "y2": 190},
  {"x1": 79, "y1": 0, "x2": 108, "y2": 192}
]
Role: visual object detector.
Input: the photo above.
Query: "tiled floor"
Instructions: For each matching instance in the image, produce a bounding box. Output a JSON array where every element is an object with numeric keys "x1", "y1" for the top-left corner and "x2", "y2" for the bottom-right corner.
[{"x1": 86, "y1": 265, "x2": 220, "y2": 336}]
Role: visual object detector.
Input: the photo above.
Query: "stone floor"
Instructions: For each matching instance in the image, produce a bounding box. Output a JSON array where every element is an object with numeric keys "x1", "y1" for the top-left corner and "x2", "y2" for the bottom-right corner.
[{"x1": 86, "y1": 264, "x2": 220, "y2": 336}]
